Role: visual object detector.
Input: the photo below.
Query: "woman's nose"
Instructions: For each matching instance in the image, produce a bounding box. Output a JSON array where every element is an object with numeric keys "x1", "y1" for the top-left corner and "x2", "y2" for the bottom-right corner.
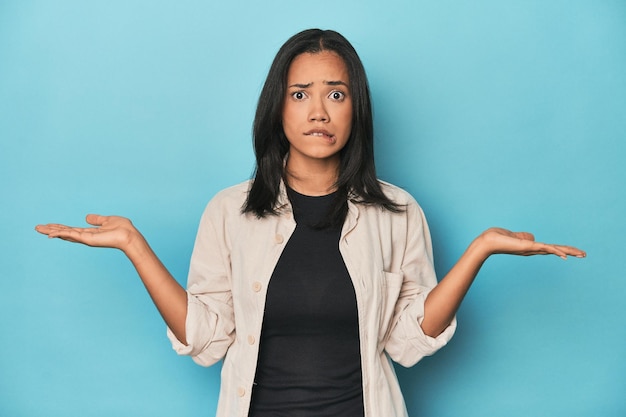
[{"x1": 308, "y1": 98, "x2": 329, "y2": 122}]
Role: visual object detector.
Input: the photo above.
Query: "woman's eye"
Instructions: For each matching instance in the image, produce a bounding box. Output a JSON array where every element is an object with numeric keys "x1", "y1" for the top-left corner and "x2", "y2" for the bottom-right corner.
[
  {"x1": 292, "y1": 91, "x2": 306, "y2": 100},
  {"x1": 329, "y1": 91, "x2": 345, "y2": 101}
]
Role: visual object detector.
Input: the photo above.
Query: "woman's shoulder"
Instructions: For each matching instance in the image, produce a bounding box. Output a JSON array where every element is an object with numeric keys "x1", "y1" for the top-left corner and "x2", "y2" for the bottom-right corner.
[
  {"x1": 377, "y1": 180, "x2": 419, "y2": 206},
  {"x1": 204, "y1": 180, "x2": 252, "y2": 213},
  {"x1": 213, "y1": 180, "x2": 251, "y2": 199}
]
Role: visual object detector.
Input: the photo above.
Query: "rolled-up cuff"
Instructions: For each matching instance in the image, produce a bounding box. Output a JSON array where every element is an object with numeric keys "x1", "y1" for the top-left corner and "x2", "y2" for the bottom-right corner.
[
  {"x1": 166, "y1": 292, "x2": 234, "y2": 367},
  {"x1": 166, "y1": 326, "x2": 193, "y2": 355},
  {"x1": 389, "y1": 294, "x2": 457, "y2": 367}
]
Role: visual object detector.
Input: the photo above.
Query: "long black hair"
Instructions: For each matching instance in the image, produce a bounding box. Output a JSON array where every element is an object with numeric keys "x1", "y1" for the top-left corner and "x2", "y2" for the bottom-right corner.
[{"x1": 243, "y1": 29, "x2": 402, "y2": 227}]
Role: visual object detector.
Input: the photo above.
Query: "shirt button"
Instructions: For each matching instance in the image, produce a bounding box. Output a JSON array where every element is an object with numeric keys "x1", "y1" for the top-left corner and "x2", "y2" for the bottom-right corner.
[
  {"x1": 274, "y1": 234, "x2": 284, "y2": 244},
  {"x1": 252, "y1": 282, "x2": 262, "y2": 292},
  {"x1": 247, "y1": 335, "x2": 255, "y2": 345},
  {"x1": 237, "y1": 386, "x2": 245, "y2": 397}
]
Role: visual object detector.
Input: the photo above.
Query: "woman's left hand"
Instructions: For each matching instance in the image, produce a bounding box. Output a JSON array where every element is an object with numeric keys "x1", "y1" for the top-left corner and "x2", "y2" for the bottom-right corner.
[
  {"x1": 476, "y1": 227, "x2": 586, "y2": 260},
  {"x1": 421, "y1": 227, "x2": 585, "y2": 337}
]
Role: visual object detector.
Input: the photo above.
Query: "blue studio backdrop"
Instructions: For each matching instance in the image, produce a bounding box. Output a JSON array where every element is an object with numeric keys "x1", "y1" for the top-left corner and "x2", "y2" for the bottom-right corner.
[{"x1": 1, "y1": 1, "x2": 624, "y2": 416}]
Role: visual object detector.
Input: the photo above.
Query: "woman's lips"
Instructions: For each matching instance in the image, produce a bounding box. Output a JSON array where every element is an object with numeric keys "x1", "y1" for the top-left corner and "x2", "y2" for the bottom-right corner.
[{"x1": 305, "y1": 129, "x2": 336, "y2": 143}]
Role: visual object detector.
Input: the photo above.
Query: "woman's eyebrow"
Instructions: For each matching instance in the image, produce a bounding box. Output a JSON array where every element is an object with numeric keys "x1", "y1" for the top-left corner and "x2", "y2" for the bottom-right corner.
[
  {"x1": 288, "y1": 80, "x2": 348, "y2": 88},
  {"x1": 324, "y1": 80, "x2": 348, "y2": 87},
  {"x1": 288, "y1": 82, "x2": 313, "y2": 88}
]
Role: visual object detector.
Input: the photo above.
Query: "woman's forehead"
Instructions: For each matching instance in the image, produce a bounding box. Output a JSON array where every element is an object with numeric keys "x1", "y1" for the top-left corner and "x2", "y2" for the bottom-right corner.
[{"x1": 287, "y1": 51, "x2": 349, "y2": 84}]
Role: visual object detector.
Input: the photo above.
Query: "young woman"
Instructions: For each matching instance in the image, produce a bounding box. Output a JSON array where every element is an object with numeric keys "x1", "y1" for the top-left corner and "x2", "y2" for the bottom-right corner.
[{"x1": 35, "y1": 29, "x2": 585, "y2": 417}]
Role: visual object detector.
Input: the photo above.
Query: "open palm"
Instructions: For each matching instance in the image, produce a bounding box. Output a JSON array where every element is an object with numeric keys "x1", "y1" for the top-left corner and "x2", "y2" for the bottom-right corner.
[
  {"x1": 35, "y1": 214, "x2": 138, "y2": 252},
  {"x1": 479, "y1": 227, "x2": 586, "y2": 259}
]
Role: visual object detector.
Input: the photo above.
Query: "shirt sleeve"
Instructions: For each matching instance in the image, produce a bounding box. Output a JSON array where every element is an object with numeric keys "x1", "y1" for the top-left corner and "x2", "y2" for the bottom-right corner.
[
  {"x1": 384, "y1": 196, "x2": 456, "y2": 367},
  {"x1": 167, "y1": 195, "x2": 236, "y2": 367}
]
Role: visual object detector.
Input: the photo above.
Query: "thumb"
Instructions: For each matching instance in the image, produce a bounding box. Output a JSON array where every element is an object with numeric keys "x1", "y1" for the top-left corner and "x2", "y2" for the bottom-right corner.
[
  {"x1": 513, "y1": 231, "x2": 535, "y2": 242},
  {"x1": 85, "y1": 214, "x2": 106, "y2": 226}
]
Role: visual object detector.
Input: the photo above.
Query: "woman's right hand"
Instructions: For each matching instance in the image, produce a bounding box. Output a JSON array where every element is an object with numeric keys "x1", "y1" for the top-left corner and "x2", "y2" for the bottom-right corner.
[
  {"x1": 36, "y1": 214, "x2": 189, "y2": 343},
  {"x1": 35, "y1": 214, "x2": 141, "y2": 254}
]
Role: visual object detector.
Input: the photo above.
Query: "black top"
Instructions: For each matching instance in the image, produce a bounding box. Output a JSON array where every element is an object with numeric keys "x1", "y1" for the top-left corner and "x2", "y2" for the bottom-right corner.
[{"x1": 248, "y1": 187, "x2": 364, "y2": 417}]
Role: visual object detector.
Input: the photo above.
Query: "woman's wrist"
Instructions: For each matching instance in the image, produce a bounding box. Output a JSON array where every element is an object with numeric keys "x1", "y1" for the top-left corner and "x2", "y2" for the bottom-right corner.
[
  {"x1": 121, "y1": 228, "x2": 151, "y2": 261},
  {"x1": 468, "y1": 233, "x2": 494, "y2": 263}
]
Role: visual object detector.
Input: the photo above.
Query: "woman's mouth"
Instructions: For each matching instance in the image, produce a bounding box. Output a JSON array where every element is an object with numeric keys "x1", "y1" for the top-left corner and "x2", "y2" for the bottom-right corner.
[{"x1": 305, "y1": 130, "x2": 336, "y2": 143}]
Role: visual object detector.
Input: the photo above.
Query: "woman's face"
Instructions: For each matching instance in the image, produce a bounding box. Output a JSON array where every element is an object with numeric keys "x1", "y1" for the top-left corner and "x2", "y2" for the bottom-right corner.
[{"x1": 282, "y1": 51, "x2": 353, "y2": 166}]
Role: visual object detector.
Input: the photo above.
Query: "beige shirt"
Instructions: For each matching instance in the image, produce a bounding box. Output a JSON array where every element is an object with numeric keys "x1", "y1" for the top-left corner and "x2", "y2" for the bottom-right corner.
[{"x1": 167, "y1": 180, "x2": 456, "y2": 417}]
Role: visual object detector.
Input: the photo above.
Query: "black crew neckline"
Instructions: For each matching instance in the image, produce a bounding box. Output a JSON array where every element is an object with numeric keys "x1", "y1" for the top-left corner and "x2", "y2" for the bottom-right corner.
[{"x1": 286, "y1": 185, "x2": 339, "y2": 199}]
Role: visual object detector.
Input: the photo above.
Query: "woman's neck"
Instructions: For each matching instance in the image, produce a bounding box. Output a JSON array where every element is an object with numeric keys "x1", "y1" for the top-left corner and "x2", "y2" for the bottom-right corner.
[{"x1": 285, "y1": 155, "x2": 339, "y2": 196}]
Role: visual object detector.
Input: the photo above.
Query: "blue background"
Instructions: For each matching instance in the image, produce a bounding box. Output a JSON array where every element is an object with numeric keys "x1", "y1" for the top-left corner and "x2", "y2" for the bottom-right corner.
[{"x1": 1, "y1": 1, "x2": 624, "y2": 416}]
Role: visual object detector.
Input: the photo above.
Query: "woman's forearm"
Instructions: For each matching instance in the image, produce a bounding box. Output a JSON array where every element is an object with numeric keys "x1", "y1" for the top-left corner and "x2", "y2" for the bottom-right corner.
[
  {"x1": 124, "y1": 233, "x2": 189, "y2": 344},
  {"x1": 421, "y1": 239, "x2": 488, "y2": 337}
]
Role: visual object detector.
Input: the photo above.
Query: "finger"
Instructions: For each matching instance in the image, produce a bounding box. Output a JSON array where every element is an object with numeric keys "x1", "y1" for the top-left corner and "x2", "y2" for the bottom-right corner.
[
  {"x1": 535, "y1": 243, "x2": 586, "y2": 259},
  {"x1": 38, "y1": 225, "x2": 99, "y2": 241},
  {"x1": 513, "y1": 231, "x2": 535, "y2": 242},
  {"x1": 35, "y1": 224, "x2": 72, "y2": 235},
  {"x1": 548, "y1": 246, "x2": 568, "y2": 260},
  {"x1": 522, "y1": 242, "x2": 564, "y2": 258},
  {"x1": 37, "y1": 223, "x2": 70, "y2": 229},
  {"x1": 37, "y1": 224, "x2": 81, "y2": 233},
  {"x1": 35, "y1": 226, "x2": 49, "y2": 236},
  {"x1": 552, "y1": 244, "x2": 586, "y2": 258},
  {"x1": 35, "y1": 224, "x2": 51, "y2": 235},
  {"x1": 85, "y1": 214, "x2": 106, "y2": 226},
  {"x1": 46, "y1": 228, "x2": 100, "y2": 245}
]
